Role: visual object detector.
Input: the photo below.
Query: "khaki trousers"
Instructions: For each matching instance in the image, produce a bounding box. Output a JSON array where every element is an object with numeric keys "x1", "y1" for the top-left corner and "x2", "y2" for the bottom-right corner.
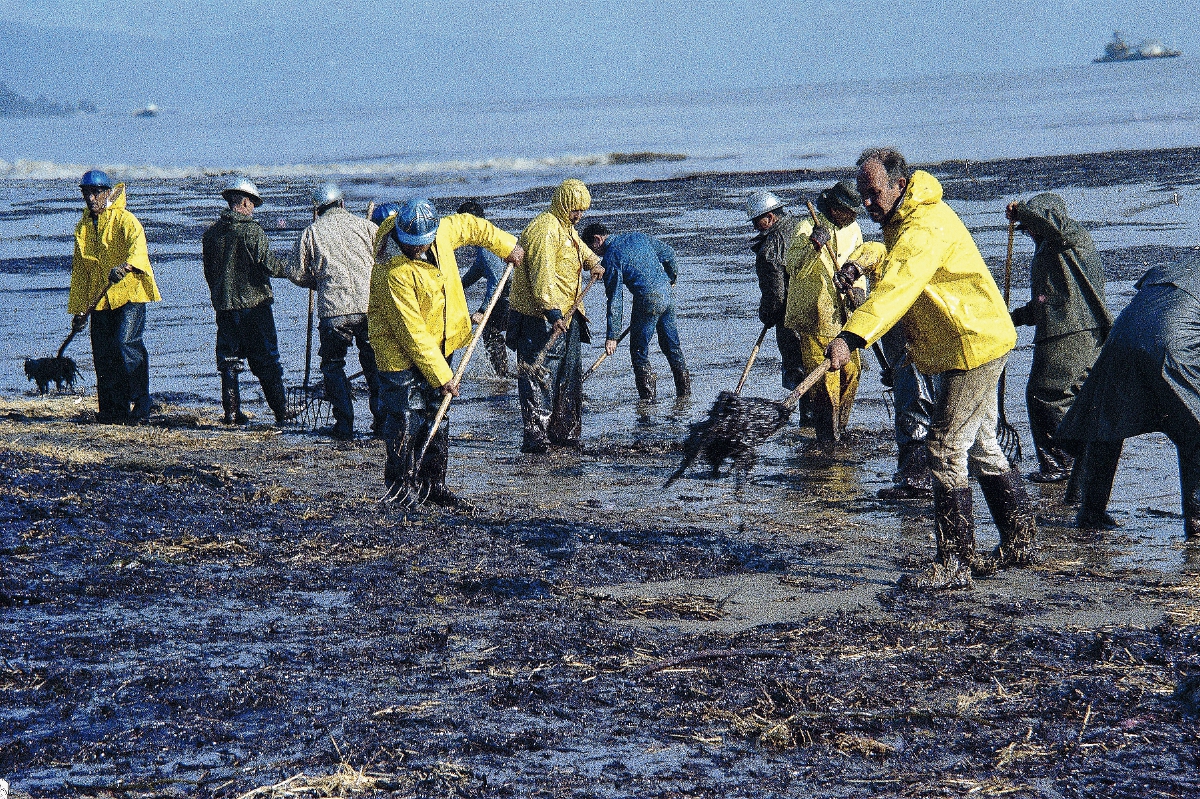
[{"x1": 928, "y1": 354, "x2": 1012, "y2": 490}]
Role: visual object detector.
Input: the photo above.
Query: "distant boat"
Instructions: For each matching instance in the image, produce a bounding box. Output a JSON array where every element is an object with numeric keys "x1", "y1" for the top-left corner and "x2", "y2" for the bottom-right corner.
[
  {"x1": 133, "y1": 103, "x2": 159, "y2": 118},
  {"x1": 1094, "y1": 31, "x2": 1181, "y2": 63}
]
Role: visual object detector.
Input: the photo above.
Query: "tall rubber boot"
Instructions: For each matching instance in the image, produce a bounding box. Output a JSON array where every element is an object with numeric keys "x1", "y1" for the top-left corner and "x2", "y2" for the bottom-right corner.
[
  {"x1": 978, "y1": 469, "x2": 1038, "y2": 568},
  {"x1": 1075, "y1": 441, "x2": 1122, "y2": 529},
  {"x1": 811, "y1": 391, "x2": 838, "y2": 444},
  {"x1": 901, "y1": 482, "x2": 974, "y2": 590},
  {"x1": 1178, "y1": 450, "x2": 1200, "y2": 542},
  {"x1": 483, "y1": 326, "x2": 509, "y2": 377},
  {"x1": 220, "y1": 370, "x2": 248, "y2": 425},
  {"x1": 633, "y1": 363, "x2": 657, "y2": 402},
  {"x1": 261, "y1": 372, "x2": 289, "y2": 425},
  {"x1": 418, "y1": 419, "x2": 471, "y2": 509},
  {"x1": 879, "y1": 441, "x2": 933, "y2": 500},
  {"x1": 322, "y1": 367, "x2": 354, "y2": 439},
  {"x1": 671, "y1": 364, "x2": 692, "y2": 398}
]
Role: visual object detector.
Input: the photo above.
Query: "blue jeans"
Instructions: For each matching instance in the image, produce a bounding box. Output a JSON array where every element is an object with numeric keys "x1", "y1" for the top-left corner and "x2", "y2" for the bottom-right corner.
[
  {"x1": 90, "y1": 302, "x2": 150, "y2": 421},
  {"x1": 629, "y1": 291, "x2": 687, "y2": 374}
]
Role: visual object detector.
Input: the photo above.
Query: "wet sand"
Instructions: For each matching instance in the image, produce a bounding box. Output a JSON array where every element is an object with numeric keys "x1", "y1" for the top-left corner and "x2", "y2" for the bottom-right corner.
[{"x1": 2, "y1": 148, "x2": 1200, "y2": 797}]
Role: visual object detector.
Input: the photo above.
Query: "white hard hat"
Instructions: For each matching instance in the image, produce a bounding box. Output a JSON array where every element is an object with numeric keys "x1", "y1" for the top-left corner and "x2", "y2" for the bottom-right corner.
[
  {"x1": 221, "y1": 177, "x2": 263, "y2": 207},
  {"x1": 746, "y1": 190, "x2": 785, "y2": 221}
]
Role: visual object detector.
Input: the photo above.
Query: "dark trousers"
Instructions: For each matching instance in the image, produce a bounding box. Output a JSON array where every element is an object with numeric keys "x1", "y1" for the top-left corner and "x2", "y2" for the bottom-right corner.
[
  {"x1": 90, "y1": 302, "x2": 150, "y2": 422},
  {"x1": 1027, "y1": 329, "x2": 1104, "y2": 474},
  {"x1": 629, "y1": 291, "x2": 687, "y2": 374},
  {"x1": 515, "y1": 311, "x2": 584, "y2": 446},
  {"x1": 776, "y1": 322, "x2": 805, "y2": 391},
  {"x1": 215, "y1": 303, "x2": 283, "y2": 383},
  {"x1": 378, "y1": 368, "x2": 448, "y2": 489},
  {"x1": 318, "y1": 313, "x2": 382, "y2": 434},
  {"x1": 882, "y1": 327, "x2": 941, "y2": 449}
]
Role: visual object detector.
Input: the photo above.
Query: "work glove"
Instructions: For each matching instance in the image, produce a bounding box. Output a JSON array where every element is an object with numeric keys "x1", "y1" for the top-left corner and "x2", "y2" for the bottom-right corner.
[
  {"x1": 809, "y1": 226, "x2": 832, "y2": 250},
  {"x1": 71, "y1": 314, "x2": 88, "y2": 333},
  {"x1": 108, "y1": 264, "x2": 130, "y2": 284},
  {"x1": 846, "y1": 286, "x2": 868, "y2": 309},
  {"x1": 880, "y1": 366, "x2": 895, "y2": 389},
  {"x1": 833, "y1": 262, "x2": 864, "y2": 293}
]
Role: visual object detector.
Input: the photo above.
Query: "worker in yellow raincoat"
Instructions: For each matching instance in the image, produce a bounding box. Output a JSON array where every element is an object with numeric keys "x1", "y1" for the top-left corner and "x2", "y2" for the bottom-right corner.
[
  {"x1": 827, "y1": 148, "x2": 1035, "y2": 591},
  {"x1": 782, "y1": 181, "x2": 872, "y2": 443},
  {"x1": 508, "y1": 179, "x2": 604, "y2": 453},
  {"x1": 370, "y1": 198, "x2": 523, "y2": 507},
  {"x1": 68, "y1": 170, "x2": 161, "y2": 424}
]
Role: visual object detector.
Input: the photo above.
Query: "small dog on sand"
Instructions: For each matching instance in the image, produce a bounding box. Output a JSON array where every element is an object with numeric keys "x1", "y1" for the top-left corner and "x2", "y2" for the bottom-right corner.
[{"x1": 24, "y1": 356, "x2": 79, "y2": 394}]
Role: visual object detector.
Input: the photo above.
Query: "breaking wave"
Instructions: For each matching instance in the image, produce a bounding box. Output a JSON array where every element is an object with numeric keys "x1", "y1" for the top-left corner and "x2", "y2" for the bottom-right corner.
[{"x1": 0, "y1": 151, "x2": 687, "y2": 181}]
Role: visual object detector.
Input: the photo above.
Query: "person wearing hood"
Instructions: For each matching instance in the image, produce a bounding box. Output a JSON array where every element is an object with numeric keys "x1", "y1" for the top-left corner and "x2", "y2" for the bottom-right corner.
[
  {"x1": 508, "y1": 179, "x2": 604, "y2": 453},
  {"x1": 370, "y1": 198, "x2": 523, "y2": 507},
  {"x1": 287, "y1": 183, "x2": 382, "y2": 439},
  {"x1": 826, "y1": 147, "x2": 1035, "y2": 590},
  {"x1": 1056, "y1": 257, "x2": 1200, "y2": 539},
  {"x1": 747, "y1": 190, "x2": 806, "y2": 396},
  {"x1": 582, "y1": 221, "x2": 690, "y2": 402},
  {"x1": 201, "y1": 178, "x2": 291, "y2": 425},
  {"x1": 455, "y1": 200, "x2": 513, "y2": 378},
  {"x1": 69, "y1": 170, "x2": 161, "y2": 424},
  {"x1": 1006, "y1": 194, "x2": 1112, "y2": 483},
  {"x1": 782, "y1": 181, "x2": 869, "y2": 443}
]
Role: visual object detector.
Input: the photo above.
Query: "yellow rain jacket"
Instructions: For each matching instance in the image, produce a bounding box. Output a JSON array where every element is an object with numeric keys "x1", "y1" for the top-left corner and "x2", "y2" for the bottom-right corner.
[
  {"x1": 841, "y1": 171, "x2": 1016, "y2": 374},
  {"x1": 369, "y1": 212, "x2": 517, "y2": 387},
  {"x1": 68, "y1": 183, "x2": 160, "y2": 314},
  {"x1": 509, "y1": 179, "x2": 602, "y2": 320},
  {"x1": 783, "y1": 215, "x2": 864, "y2": 338}
]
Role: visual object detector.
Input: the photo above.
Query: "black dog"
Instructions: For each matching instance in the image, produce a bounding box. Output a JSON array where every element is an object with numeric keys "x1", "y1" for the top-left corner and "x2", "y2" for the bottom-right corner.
[{"x1": 24, "y1": 356, "x2": 79, "y2": 394}]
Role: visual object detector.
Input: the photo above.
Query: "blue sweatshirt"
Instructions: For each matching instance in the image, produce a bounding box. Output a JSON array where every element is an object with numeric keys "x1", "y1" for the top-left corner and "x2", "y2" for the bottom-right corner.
[{"x1": 602, "y1": 232, "x2": 678, "y2": 340}]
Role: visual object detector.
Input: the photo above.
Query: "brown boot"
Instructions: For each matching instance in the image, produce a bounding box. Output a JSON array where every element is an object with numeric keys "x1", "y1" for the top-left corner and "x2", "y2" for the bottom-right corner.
[
  {"x1": 671, "y1": 365, "x2": 692, "y2": 398},
  {"x1": 978, "y1": 469, "x2": 1038, "y2": 568}
]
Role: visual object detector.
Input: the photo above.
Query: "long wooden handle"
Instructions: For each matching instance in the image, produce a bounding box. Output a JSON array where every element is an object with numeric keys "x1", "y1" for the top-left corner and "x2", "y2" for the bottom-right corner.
[
  {"x1": 56, "y1": 279, "x2": 114, "y2": 359},
  {"x1": 807, "y1": 200, "x2": 851, "y2": 326},
  {"x1": 782, "y1": 359, "x2": 832, "y2": 410},
  {"x1": 413, "y1": 263, "x2": 515, "y2": 472},
  {"x1": 734, "y1": 324, "x2": 770, "y2": 395},
  {"x1": 527, "y1": 272, "x2": 600, "y2": 374},
  {"x1": 303, "y1": 288, "x2": 315, "y2": 388},
  {"x1": 583, "y1": 324, "x2": 631, "y2": 382},
  {"x1": 1004, "y1": 219, "x2": 1015, "y2": 305}
]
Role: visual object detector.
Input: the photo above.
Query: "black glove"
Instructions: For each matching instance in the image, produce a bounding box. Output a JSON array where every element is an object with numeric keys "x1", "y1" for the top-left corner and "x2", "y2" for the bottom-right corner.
[
  {"x1": 880, "y1": 366, "x2": 895, "y2": 389},
  {"x1": 108, "y1": 264, "x2": 130, "y2": 284},
  {"x1": 833, "y1": 262, "x2": 864, "y2": 293},
  {"x1": 810, "y1": 227, "x2": 832, "y2": 250},
  {"x1": 71, "y1": 314, "x2": 88, "y2": 333}
]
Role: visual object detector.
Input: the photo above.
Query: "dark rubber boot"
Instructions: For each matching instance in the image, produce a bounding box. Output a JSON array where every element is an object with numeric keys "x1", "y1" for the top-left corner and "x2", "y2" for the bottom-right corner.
[
  {"x1": 1076, "y1": 441, "x2": 1122, "y2": 529},
  {"x1": 419, "y1": 420, "x2": 471, "y2": 509},
  {"x1": 879, "y1": 441, "x2": 933, "y2": 499},
  {"x1": 261, "y1": 373, "x2": 289, "y2": 425},
  {"x1": 979, "y1": 469, "x2": 1039, "y2": 568},
  {"x1": 811, "y1": 391, "x2": 838, "y2": 444},
  {"x1": 322, "y1": 367, "x2": 354, "y2": 439},
  {"x1": 671, "y1": 365, "x2": 692, "y2": 398},
  {"x1": 483, "y1": 326, "x2": 509, "y2": 377},
  {"x1": 633, "y1": 363, "x2": 657, "y2": 402},
  {"x1": 900, "y1": 482, "x2": 974, "y2": 590},
  {"x1": 1030, "y1": 446, "x2": 1073, "y2": 483},
  {"x1": 220, "y1": 370, "x2": 248, "y2": 425}
]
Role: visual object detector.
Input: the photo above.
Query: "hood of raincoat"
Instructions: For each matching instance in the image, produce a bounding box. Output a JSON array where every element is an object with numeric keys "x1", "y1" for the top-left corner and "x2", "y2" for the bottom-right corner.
[
  {"x1": 1015, "y1": 193, "x2": 1076, "y2": 242},
  {"x1": 550, "y1": 179, "x2": 591, "y2": 226}
]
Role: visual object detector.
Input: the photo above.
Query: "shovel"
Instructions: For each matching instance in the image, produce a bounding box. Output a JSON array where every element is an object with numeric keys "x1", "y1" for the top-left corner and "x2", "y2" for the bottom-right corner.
[
  {"x1": 385, "y1": 263, "x2": 515, "y2": 506},
  {"x1": 583, "y1": 325, "x2": 631, "y2": 382},
  {"x1": 665, "y1": 359, "x2": 831, "y2": 487},
  {"x1": 24, "y1": 275, "x2": 116, "y2": 394},
  {"x1": 518, "y1": 272, "x2": 600, "y2": 389},
  {"x1": 996, "y1": 220, "x2": 1022, "y2": 463}
]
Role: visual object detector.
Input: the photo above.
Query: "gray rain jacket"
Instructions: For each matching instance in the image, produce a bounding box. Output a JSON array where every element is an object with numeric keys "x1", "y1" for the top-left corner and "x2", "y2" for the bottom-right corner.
[{"x1": 288, "y1": 207, "x2": 378, "y2": 319}]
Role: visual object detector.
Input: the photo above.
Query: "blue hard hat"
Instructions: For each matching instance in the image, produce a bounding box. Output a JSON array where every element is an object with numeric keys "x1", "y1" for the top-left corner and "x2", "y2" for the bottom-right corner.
[
  {"x1": 370, "y1": 201, "x2": 401, "y2": 226},
  {"x1": 393, "y1": 198, "x2": 439, "y2": 246},
  {"x1": 80, "y1": 169, "x2": 114, "y2": 189}
]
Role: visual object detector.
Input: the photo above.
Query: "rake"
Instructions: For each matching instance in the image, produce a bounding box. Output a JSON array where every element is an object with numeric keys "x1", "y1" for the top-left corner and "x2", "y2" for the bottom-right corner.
[
  {"x1": 582, "y1": 325, "x2": 631, "y2": 382},
  {"x1": 518, "y1": 272, "x2": 600, "y2": 390}
]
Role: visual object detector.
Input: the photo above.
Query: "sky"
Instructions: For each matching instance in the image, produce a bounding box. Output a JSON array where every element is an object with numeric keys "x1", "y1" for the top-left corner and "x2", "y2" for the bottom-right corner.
[{"x1": 1, "y1": 0, "x2": 1197, "y2": 113}]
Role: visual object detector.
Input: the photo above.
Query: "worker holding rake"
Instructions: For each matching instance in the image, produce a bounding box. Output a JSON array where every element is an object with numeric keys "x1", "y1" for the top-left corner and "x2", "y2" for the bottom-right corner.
[
  {"x1": 827, "y1": 148, "x2": 1035, "y2": 590},
  {"x1": 370, "y1": 199, "x2": 523, "y2": 507}
]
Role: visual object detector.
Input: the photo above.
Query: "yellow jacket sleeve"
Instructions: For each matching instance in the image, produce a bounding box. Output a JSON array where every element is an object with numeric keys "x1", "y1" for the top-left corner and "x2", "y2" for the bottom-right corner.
[
  {"x1": 842, "y1": 225, "x2": 947, "y2": 347},
  {"x1": 387, "y1": 266, "x2": 455, "y2": 387},
  {"x1": 522, "y1": 213, "x2": 563, "y2": 313}
]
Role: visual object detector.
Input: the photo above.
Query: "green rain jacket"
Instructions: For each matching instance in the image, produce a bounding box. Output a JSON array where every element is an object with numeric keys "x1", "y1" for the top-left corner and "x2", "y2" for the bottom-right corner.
[
  {"x1": 1009, "y1": 193, "x2": 1112, "y2": 342},
  {"x1": 201, "y1": 209, "x2": 288, "y2": 312}
]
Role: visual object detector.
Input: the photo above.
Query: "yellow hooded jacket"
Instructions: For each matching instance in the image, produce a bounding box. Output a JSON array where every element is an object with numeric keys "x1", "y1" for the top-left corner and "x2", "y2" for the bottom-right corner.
[
  {"x1": 68, "y1": 183, "x2": 160, "y2": 314},
  {"x1": 509, "y1": 179, "x2": 601, "y2": 319},
  {"x1": 368, "y1": 212, "x2": 517, "y2": 387},
  {"x1": 841, "y1": 171, "x2": 1016, "y2": 374},
  {"x1": 783, "y1": 215, "x2": 864, "y2": 338}
]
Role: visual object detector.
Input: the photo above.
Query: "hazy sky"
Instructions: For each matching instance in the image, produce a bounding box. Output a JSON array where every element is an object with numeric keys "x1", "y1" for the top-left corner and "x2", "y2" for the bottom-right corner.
[{"x1": 1, "y1": 0, "x2": 1196, "y2": 111}]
